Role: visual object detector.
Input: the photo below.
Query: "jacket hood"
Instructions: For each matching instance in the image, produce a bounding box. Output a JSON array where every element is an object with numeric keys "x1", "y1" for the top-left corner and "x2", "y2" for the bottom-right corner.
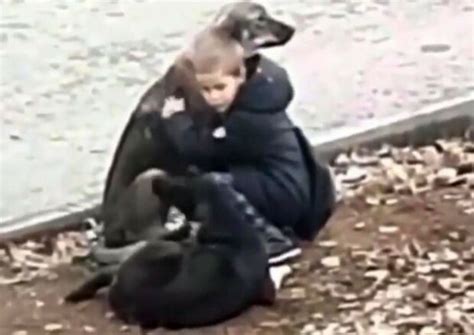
[{"x1": 232, "y1": 55, "x2": 294, "y2": 113}]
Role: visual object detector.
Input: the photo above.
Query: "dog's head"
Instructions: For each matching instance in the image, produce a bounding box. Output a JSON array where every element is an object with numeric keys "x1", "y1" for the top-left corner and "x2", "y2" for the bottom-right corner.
[{"x1": 214, "y1": 2, "x2": 295, "y2": 57}]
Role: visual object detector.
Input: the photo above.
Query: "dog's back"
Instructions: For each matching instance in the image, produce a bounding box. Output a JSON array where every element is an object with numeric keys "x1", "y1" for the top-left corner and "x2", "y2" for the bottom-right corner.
[{"x1": 108, "y1": 174, "x2": 271, "y2": 329}]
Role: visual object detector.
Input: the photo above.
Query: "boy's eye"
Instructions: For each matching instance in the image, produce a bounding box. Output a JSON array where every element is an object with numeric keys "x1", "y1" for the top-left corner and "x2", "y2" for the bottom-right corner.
[{"x1": 214, "y1": 83, "x2": 226, "y2": 91}]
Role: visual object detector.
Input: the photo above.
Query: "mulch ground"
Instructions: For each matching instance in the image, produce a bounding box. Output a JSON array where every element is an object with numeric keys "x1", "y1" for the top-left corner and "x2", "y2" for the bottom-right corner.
[{"x1": 1, "y1": 186, "x2": 472, "y2": 335}]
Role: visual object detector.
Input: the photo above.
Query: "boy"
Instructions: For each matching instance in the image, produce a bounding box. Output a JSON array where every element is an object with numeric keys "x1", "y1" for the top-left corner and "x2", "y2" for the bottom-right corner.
[{"x1": 160, "y1": 28, "x2": 336, "y2": 263}]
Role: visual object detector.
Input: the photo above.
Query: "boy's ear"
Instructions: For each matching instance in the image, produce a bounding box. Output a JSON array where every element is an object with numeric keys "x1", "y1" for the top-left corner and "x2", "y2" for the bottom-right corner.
[
  {"x1": 173, "y1": 54, "x2": 196, "y2": 78},
  {"x1": 177, "y1": 55, "x2": 196, "y2": 72},
  {"x1": 168, "y1": 55, "x2": 199, "y2": 97}
]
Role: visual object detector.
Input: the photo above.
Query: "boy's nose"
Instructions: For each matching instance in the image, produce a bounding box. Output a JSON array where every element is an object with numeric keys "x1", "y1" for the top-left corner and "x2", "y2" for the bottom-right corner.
[{"x1": 208, "y1": 90, "x2": 221, "y2": 102}]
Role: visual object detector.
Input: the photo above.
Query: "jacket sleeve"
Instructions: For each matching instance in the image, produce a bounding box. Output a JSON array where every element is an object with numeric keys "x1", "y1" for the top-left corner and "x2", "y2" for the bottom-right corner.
[{"x1": 162, "y1": 111, "x2": 268, "y2": 169}]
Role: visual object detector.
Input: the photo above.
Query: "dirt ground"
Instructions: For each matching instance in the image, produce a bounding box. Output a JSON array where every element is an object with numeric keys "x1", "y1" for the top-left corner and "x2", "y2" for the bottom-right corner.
[{"x1": 1, "y1": 186, "x2": 472, "y2": 335}]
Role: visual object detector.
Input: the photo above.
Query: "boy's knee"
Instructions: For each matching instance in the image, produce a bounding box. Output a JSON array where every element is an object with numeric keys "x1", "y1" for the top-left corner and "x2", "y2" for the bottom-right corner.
[{"x1": 195, "y1": 173, "x2": 236, "y2": 204}]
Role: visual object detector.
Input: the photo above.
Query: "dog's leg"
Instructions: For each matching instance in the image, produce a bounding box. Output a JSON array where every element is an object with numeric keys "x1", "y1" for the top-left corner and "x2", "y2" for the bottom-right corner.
[
  {"x1": 103, "y1": 114, "x2": 157, "y2": 208},
  {"x1": 151, "y1": 174, "x2": 198, "y2": 220},
  {"x1": 93, "y1": 220, "x2": 191, "y2": 266},
  {"x1": 91, "y1": 241, "x2": 147, "y2": 265},
  {"x1": 156, "y1": 222, "x2": 192, "y2": 241},
  {"x1": 65, "y1": 265, "x2": 118, "y2": 303},
  {"x1": 103, "y1": 169, "x2": 171, "y2": 247}
]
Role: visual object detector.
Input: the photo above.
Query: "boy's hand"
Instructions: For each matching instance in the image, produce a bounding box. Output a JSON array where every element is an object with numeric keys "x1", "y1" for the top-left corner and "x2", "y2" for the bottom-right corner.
[{"x1": 162, "y1": 96, "x2": 185, "y2": 119}]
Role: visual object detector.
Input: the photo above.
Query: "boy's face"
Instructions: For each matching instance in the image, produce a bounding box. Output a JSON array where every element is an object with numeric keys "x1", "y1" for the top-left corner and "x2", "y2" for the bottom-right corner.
[{"x1": 196, "y1": 69, "x2": 245, "y2": 113}]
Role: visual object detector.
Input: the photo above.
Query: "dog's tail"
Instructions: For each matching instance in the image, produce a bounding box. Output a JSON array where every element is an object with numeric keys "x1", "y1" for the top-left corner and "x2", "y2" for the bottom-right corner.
[{"x1": 65, "y1": 265, "x2": 118, "y2": 303}]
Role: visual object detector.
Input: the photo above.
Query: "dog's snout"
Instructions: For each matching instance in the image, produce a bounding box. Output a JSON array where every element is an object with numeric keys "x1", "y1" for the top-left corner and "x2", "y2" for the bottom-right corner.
[{"x1": 270, "y1": 11, "x2": 296, "y2": 32}]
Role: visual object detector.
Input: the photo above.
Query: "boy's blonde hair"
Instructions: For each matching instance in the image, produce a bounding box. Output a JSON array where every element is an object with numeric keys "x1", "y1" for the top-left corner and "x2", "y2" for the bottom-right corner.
[{"x1": 187, "y1": 28, "x2": 246, "y2": 78}]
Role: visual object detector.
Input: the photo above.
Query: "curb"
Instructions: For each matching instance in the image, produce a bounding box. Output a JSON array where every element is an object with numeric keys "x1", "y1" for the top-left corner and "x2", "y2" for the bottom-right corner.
[
  {"x1": 1, "y1": 93, "x2": 473, "y2": 242},
  {"x1": 0, "y1": 198, "x2": 102, "y2": 243},
  {"x1": 311, "y1": 94, "x2": 474, "y2": 162}
]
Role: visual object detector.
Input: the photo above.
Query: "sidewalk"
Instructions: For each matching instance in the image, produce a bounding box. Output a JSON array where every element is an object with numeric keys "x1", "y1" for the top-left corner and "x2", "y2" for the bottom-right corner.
[{"x1": 1, "y1": 1, "x2": 473, "y2": 225}]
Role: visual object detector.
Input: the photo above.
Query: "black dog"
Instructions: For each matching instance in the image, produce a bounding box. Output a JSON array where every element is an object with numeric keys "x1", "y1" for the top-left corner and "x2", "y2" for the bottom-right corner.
[
  {"x1": 100, "y1": 2, "x2": 295, "y2": 248},
  {"x1": 66, "y1": 173, "x2": 275, "y2": 330}
]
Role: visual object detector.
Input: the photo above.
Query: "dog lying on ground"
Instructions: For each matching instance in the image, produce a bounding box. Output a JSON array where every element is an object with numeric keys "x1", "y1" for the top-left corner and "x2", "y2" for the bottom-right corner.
[
  {"x1": 65, "y1": 173, "x2": 275, "y2": 330},
  {"x1": 100, "y1": 2, "x2": 295, "y2": 248}
]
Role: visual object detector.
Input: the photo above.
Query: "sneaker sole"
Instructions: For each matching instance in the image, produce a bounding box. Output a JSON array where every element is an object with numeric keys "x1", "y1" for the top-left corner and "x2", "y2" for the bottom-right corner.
[{"x1": 268, "y1": 247, "x2": 302, "y2": 265}]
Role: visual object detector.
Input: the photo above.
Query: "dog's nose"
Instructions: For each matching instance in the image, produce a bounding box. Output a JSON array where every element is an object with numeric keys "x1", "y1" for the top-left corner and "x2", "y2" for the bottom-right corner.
[{"x1": 271, "y1": 10, "x2": 297, "y2": 30}]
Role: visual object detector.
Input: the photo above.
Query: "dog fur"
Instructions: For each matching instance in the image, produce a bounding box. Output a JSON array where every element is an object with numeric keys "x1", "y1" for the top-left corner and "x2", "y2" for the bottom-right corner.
[
  {"x1": 66, "y1": 173, "x2": 275, "y2": 330},
  {"x1": 100, "y1": 2, "x2": 295, "y2": 248}
]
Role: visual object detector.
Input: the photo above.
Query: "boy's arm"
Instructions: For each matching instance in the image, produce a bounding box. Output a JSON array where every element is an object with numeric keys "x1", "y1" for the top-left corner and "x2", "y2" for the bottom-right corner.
[
  {"x1": 161, "y1": 111, "x2": 266, "y2": 169},
  {"x1": 159, "y1": 111, "x2": 218, "y2": 169}
]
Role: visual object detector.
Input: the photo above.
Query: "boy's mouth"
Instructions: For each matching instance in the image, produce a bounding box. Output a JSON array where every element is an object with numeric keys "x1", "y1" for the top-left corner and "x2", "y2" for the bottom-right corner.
[{"x1": 209, "y1": 102, "x2": 228, "y2": 113}]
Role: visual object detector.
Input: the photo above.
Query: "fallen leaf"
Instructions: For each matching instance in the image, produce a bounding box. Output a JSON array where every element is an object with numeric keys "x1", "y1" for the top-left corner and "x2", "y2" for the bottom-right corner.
[
  {"x1": 334, "y1": 153, "x2": 351, "y2": 167},
  {"x1": 354, "y1": 221, "x2": 366, "y2": 230},
  {"x1": 384, "y1": 198, "x2": 399, "y2": 206},
  {"x1": 83, "y1": 325, "x2": 96, "y2": 333},
  {"x1": 119, "y1": 325, "x2": 130, "y2": 332},
  {"x1": 434, "y1": 168, "x2": 457, "y2": 186},
  {"x1": 321, "y1": 256, "x2": 341, "y2": 268},
  {"x1": 378, "y1": 225, "x2": 399, "y2": 234},
  {"x1": 364, "y1": 269, "x2": 389, "y2": 281},
  {"x1": 318, "y1": 240, "x2": 338, "y2": 248},
  {"x1": 437, "y1": 277, "x2": 466, "y2": 295},
  {"x1": 419, "y1": 326, "x2": 443, "y2": 335},
  {"x1": 338, "y1": 301, "x2": 361, "y2": 310},
  {"x1": 342, "y1": 166, "x2": 367, "y2": 184},
  {"x1": 301, "y1": 323, "x2": 317, "y2": 334},
  {"x1": 365, "y1": 196, "x2": 381, "y2": 206},
  {"x1": 259, "y1": 321, "x2": 281, "y2": 328},
  {"x1": 420, "y1": 146, "x2": 442, "y2": 167},
  {"x1": 350, "y1": 151, "x2": 379, "y2": 166},
  {"x1": 44, "y1": 323, "x2": 63, "y2": 332},
  {"x1": 392, "y1": 316, "x2": 431, "y2": 327},
  {"x1": 12, "y1": 331, "x2": 28, "y2": 335}
]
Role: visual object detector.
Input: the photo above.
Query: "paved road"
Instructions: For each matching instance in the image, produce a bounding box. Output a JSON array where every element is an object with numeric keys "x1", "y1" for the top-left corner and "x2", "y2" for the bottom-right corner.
[{"x1": 1, "y1": 0, "x2": 473, "y2": 224}]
